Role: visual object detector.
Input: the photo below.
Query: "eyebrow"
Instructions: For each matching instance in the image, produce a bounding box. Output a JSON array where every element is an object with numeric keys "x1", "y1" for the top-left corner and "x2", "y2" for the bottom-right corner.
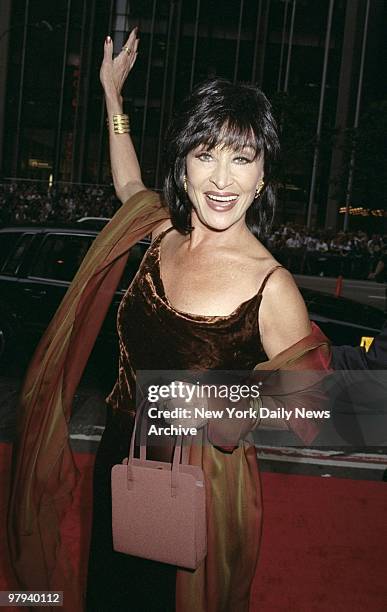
[{"x1": 195, "y1": 143, "x2": 257, "y2": 153}]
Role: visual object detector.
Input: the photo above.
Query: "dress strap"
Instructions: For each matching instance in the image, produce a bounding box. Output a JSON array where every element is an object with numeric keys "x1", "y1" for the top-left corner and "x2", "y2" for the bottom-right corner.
[
  {"x1": 151, "y1": 224, "x2": 174, "y2": 245},
  {"x1": 257, "y1": 265, "x2": 285, "y2": 296}
]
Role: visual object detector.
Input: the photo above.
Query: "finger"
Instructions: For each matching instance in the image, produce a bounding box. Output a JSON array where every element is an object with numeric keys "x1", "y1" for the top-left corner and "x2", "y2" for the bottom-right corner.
[
  {"x1": 120, "y1": 27, "x2": 139, "y2": 57},
  {"x1": 104, "y1": 35, "x2": 113, "y2": 61},
  {"x1": 122, "y1": 26, "x2": 138, "y2": 48}
]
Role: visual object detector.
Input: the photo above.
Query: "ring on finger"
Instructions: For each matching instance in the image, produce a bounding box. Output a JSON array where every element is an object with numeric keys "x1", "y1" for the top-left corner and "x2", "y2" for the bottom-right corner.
[{"x1": 122, "y1": 45, "x2": 132, "y2": 55}]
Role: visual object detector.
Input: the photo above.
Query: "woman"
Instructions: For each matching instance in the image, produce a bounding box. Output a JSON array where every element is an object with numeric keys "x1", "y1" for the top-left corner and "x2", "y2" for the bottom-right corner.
[
  {"x1": 84, "y1": 30, "x2": 327, "y2": 612},
  {"x1": 7, "y1": 29, "x2": 330, "y2": 612}
]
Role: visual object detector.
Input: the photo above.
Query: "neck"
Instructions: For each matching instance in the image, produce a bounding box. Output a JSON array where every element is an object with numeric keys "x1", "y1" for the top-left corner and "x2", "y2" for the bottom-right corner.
[{"x1": 185, "y1": 212, "x2": 256, "y2": 250}]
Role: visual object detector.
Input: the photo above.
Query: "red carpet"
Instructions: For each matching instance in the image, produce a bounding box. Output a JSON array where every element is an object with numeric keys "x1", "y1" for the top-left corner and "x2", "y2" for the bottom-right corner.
[{"x1": 1, "y1": 443, "x2": 386, "y2": 611}]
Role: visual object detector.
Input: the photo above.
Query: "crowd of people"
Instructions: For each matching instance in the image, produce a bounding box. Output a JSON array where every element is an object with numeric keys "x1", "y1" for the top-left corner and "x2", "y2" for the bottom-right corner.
[
  {"x1": 0, "y1": 181, "x2": 120, "y2": 225},
  {"x1": 1, "y1": 181, "x2": 386, "y2": 281},
  {"x1": 268, "y1": 223, "x2": 387, "y2": 281}
]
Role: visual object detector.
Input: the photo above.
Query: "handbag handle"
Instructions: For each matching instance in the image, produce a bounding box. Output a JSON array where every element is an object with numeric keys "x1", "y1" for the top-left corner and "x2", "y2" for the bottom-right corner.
[{"x1": 126, "y1": 399, "x2": 193, "y2": 497}]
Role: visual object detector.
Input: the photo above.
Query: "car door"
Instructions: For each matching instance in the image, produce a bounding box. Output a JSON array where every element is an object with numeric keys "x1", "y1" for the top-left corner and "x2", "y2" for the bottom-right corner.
[
  {"x1": 20, "y1": 232, "x2": 95, "y2": 336},
  {"x1": 0, "y1": 231, "x2": 39, "y2": 322}
]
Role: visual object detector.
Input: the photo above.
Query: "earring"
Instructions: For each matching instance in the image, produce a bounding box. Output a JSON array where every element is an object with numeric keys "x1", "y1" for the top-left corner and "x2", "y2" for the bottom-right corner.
[
  {"x1": 183, "y1": 175, "x2": 188, "y2": 192},
  {"x1": 254, "y1": 179, "x2": 264, "y2": 199}
]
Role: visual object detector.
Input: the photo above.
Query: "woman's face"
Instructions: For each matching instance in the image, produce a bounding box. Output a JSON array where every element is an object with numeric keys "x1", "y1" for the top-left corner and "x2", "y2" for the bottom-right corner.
[{"x1": 185, "y1": 142, "x2": 264, "y2": 232}]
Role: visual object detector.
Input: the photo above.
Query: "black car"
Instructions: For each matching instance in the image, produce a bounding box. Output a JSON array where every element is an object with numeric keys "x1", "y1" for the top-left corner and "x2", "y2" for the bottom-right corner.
[{"x1": 0, "y1": 225, "x2": 384, "y2": 362}]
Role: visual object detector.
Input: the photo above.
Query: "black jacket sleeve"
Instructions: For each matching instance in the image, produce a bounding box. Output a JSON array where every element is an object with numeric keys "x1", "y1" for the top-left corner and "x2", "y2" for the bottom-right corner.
[{"x1": 331, "y1": 321, "x2": 387, "y2": 370}]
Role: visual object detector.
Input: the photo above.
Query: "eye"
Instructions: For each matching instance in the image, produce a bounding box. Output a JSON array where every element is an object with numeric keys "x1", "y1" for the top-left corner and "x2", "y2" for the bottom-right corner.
[
  {"x1": 233, "y1": 156, "x2": 253, "y2": 164},
  {"x1": 195, "y1": 152, "x2": 213, "y2": 162}
]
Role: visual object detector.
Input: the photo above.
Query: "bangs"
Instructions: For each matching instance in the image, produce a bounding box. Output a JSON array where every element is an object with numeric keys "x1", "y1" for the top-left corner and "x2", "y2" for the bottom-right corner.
[{"x1": 183, "y1": 118, "x2": 264, "y2": 159}]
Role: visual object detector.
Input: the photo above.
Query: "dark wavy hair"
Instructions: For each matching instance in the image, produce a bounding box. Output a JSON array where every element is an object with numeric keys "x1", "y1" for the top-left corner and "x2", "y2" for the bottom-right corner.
[{"x1": 163, "y1": 78, "x2": 280, "y2": 239}]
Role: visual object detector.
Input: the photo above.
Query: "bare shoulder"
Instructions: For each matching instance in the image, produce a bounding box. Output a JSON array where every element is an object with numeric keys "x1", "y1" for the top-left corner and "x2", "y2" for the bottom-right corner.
[
  {"x1": 258, "y1": 266, "x2": 311, "y2": 359},
  {"x1": 260, "y1": 265, "x2": 308, "y2": 315},
  {"x1": 260, "y1": 265, "x2": 297, "y2": 292}
]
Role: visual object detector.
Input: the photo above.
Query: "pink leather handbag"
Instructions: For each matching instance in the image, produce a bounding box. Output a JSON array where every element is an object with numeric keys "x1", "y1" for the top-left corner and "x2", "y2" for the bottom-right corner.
[{"x1": 111, "y1": 402, "x2": 207, "y2": 569}]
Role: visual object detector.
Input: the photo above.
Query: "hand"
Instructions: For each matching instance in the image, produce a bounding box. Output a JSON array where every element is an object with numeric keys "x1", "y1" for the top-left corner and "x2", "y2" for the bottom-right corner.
[
  {"x1": 100, "y1": 28, "x2": 139, "y2": 102},
  {"x1": 160, "y1": 381, "x2": 208, "y2": 430},
  {"x1": 206, "y1": 395, "x2": 257, "y2": 448}
]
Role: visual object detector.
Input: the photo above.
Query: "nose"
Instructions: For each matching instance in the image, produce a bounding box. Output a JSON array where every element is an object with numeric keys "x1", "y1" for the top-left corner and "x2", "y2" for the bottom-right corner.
[{"x1": 209, "y1": 159, "x2": 233, "y2": 190}]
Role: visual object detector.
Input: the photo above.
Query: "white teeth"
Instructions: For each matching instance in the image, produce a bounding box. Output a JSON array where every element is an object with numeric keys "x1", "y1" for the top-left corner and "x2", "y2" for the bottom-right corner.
[{"x1": 206, "y1": 194, "x2": 238, "y2": 202}]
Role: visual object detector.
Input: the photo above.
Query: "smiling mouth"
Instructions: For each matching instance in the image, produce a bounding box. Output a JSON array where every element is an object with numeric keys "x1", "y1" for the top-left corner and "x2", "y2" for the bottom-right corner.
[
  {"x1": 205, "y1": 192, "x2": 239, "y2": 203},
  {"x1": 204, "y1": 192, "x2": 239, "y2": 213}
]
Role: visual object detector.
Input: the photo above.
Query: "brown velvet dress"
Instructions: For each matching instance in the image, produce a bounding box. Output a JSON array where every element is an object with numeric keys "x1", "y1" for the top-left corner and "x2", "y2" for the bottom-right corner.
[{"x1": 87, "y1": 227, "x2": 271, "y2": 612}]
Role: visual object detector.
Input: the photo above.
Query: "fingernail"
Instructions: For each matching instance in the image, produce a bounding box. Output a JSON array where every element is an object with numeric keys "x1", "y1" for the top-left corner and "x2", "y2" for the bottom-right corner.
[{"x1": 105, "y1": 35, "x2": 111, "y2": 44}]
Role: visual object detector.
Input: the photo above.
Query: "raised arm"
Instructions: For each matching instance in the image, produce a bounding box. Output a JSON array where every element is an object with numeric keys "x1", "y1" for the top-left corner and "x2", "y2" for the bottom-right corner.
[{"x1": 100, "y1": 28, "x2": 146, "y2": 203}]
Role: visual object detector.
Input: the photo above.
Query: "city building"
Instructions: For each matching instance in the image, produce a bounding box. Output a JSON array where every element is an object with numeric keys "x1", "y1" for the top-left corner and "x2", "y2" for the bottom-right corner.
[{"x1": 0, "y1": 0, "x2": 385, "y2": 229}]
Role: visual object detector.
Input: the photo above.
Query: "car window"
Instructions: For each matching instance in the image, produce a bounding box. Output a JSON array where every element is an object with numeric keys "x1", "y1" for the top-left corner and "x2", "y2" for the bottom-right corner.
[
  {"x1": 1, "y1": 233, "x2": 34, "y2": 275},
  {"x1": 118, "y1": 242, "x2": 149, "y2": 291},
  {"x1": 0, "y1": 232, "x2": 20, "y2": 270},
  {"x1": 30, "y1": 234, "x2": 94, "y2": 282}
]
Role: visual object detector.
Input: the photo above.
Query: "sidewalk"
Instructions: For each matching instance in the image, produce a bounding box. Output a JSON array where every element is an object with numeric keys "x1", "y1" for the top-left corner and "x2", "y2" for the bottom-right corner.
[{"x1": 1, "y1": 442, "x2": 387, "y2": 611}]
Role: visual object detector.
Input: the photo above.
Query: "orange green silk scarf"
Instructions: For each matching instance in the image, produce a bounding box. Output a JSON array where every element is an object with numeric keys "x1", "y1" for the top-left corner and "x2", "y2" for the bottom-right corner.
[{"x1": 7, "y1": 190, "x2": 169, "y2": 609}]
